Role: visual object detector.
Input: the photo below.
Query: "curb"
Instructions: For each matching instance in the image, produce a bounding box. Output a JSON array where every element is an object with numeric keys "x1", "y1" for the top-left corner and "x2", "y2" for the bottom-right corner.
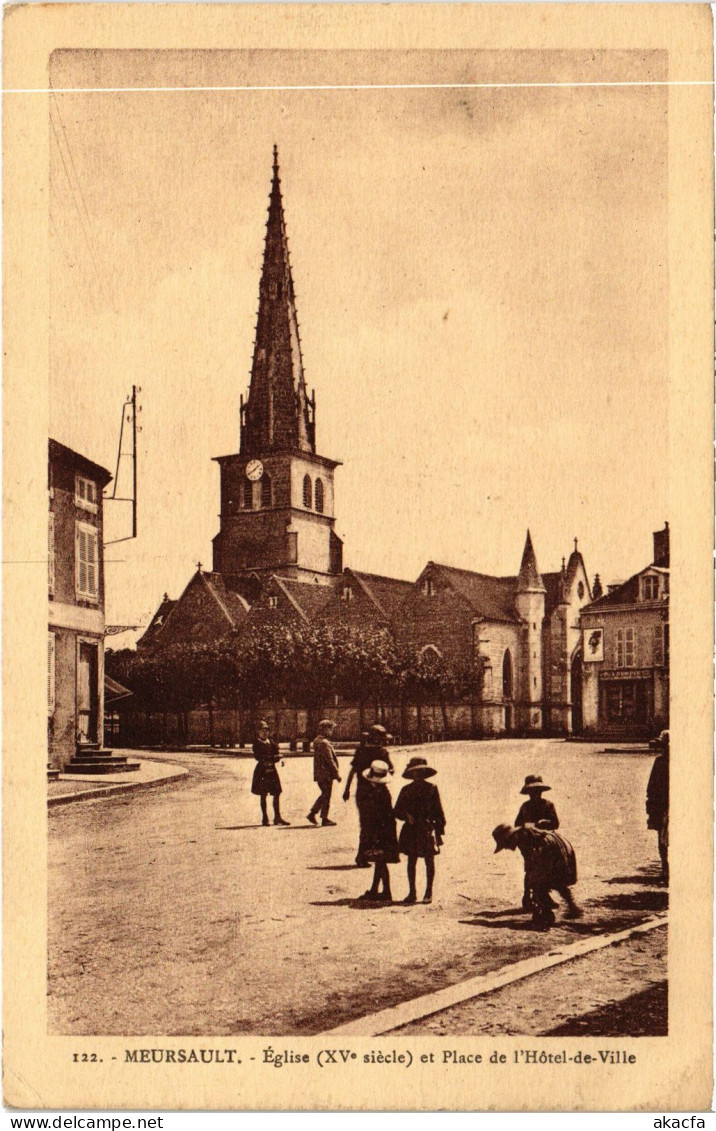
[
  {"x1": 48, "y1": 767, "x2": 189, "y2": 807},
  {"x1": 321, "y1": 914, "x2": 668, "y2": 1037}
]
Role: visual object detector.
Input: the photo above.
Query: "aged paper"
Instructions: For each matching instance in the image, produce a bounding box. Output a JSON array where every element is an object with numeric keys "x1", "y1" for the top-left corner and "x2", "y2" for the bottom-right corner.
[{"x1": 3, "y1": 2, "x2": 713, "y2": 1113}]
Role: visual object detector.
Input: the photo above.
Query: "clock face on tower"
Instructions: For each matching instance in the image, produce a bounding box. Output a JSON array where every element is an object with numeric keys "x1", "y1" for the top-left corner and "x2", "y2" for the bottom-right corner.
[{"x1": 245, "y1": 459, "x2": 264, "y2": 482}]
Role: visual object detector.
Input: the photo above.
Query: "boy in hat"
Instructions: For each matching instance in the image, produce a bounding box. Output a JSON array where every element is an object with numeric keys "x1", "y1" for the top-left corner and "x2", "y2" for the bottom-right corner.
[
  {"x1": 394, "y1": 757, "x2": 446, "y2": 904},
  {"x1": 307, "y1": 719, "x2": 341, "y2": 826},
  {"x1": 358, "y1": 761, "x2": 400, "y2": 901},
  {"x1": 515, "y1": 775, "x2": 559, "y2": 910},
  {"x1": 492, "y1": 823, "x2": 582, "y2": 930}
]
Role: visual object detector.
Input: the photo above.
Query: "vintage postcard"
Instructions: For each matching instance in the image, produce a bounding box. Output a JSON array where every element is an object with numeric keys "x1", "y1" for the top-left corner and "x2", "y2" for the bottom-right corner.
[{"x1": 3, "y1": 2, "x2": 713, "y2": 1113}]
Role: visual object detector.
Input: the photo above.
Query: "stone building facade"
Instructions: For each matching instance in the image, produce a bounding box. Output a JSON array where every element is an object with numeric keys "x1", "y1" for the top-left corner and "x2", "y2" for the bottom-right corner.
[
  {"x1": 579, "y1": 524, "x2": 669, "y2": 740},
  {"x1": 48, "y1": 440, "x2": 112, "y2": 768}
]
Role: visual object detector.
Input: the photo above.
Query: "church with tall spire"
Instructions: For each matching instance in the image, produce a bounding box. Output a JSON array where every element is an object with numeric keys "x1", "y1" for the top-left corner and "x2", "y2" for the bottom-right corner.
[
  {"x1": 136, "y1": 149, "x2": 597, "y2": 737},
  {"x1": 211, "y1": 147, "x2": 343, "y2": 594}
]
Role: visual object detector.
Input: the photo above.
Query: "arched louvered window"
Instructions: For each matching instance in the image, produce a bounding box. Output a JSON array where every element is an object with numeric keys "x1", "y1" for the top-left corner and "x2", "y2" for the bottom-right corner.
[
  {"x1": 315, "y1": 478, "x2": 324, "y2": 513},
  {"x1": 502, "y1": 650, "x2": 514, "y2": 700},
  {"x1": 303, "y1": 475, "x2": 312, "y2": 509},
  {"x1": 242, "y1": 479, "x2": 253, "y2": 509},
  {"x1": 261, "y1": 474, "x2": 272, "y2": 508}
]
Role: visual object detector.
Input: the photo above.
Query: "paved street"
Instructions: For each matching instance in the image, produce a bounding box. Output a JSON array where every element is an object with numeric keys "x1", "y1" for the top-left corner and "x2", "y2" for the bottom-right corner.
[{"x1": 48, "y1": 739, "x2": 667, "y2": 1036}]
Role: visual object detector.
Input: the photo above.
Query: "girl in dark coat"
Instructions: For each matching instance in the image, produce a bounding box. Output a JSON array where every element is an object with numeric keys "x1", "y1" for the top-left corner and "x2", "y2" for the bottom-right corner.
[
  {"x1": 357, "y1": 760, "x2": 399, "y2": 901},
  {"x1": 394, "y1": 757, "x2": 446, "y2": 904},
  {"x1": 251, "y1": 720, "x2": 290, "y2": 826}
]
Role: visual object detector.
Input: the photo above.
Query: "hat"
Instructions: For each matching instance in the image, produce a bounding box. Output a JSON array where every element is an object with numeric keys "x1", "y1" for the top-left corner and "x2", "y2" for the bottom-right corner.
[
  {"x1": 318, "y1": 718, "x2": 336, "y2": 731},
  {"x1": 520, "y1": 774, "x2": 551, "y2": 794},
  {"x1": 362, "y1": 760, "x2": 391, "y2": 783},
  {"x1": 368, "y1": 724, "x2": 388, "y2": 738},
  {"x1": 258, "y1": 720, "x2": 269, "y2": 730},
  {"x1": 655, "y1": 730, "x2": 670, "y2": 751},
  {"x1": 403, "y1": 756, "x2": 437, "y2": 780},
  {"x1": 492, "y1": 823, "x2": 517, "y2": 853}
]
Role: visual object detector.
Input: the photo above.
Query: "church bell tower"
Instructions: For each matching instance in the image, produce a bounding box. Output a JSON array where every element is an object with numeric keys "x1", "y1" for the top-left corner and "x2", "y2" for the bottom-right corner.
[{"x1": 212, "y1": 148, "x2": 343, "y2": 588}]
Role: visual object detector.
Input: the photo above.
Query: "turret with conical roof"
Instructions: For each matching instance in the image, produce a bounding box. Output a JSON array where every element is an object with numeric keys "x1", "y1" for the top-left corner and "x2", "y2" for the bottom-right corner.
[
  {"x1": 517, "y1": 529, "x2": 546, "y2": 592},
  {"x1": 240, "y1": 146, "x2": 315, "y2": 457},
  {"x1": 515, "y1": 529, "x2": 545, "y2": 732}
]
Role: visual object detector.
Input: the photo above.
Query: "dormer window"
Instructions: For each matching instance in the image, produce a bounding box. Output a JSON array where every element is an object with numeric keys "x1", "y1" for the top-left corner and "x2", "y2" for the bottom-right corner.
[
  {"x1": 75, "y1": 475, "x2": 98, "y2": 514},
  {"x1": 341, "y1": 585, "x2": 353, "y2": 603},
  {"x1": 267, "y1": 595, "x2": 279, "y2": 609},
  {"x1": 423, "y1": 577, "x2": 435, "y2": 597},
  {"x1": 641, "y1": 575, "x2": 660, "y2": 601}
]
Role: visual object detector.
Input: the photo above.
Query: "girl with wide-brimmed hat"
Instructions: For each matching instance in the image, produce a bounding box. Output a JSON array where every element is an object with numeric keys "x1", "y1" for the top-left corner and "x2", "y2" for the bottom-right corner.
[
  {"x1": 394, "y1": 757, "x2": 446, "y2": 904},
  {"x1": 514, "y1": 774, "x2": 560, "y2": 910},
  {"x1": 357, "y1": 760, "x2": 399, "y2": 902}
]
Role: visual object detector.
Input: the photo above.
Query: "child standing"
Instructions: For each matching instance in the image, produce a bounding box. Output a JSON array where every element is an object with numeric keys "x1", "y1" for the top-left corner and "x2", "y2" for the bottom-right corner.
[
  {"x1": 394, "y1": 756, "x2": 446, "y2": 905},
  {"x1": 515, "y1": 775, "x2": 559, "y2": 911},
  {"x1": 357, "y1": 761, "x2": 399, "y2": 902}
]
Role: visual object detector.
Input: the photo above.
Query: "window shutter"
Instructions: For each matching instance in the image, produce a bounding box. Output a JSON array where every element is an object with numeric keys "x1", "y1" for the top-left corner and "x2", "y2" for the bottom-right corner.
[
  {"x1": 48, "y1": 633, "x2": 56, "y2": 715},
  {"x1": 87, "y1": 529, "x2": 98, "y2": 596},
  {"x1": 76, "y1": 524, "x2": 98, "y2": 597}
]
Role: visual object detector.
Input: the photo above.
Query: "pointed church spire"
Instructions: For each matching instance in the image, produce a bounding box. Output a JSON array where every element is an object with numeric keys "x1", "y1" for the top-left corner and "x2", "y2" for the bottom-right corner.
[
  {"x1": 240, "y1": 148, "x2": 315, "y2": 456},
  {"x1": 518, "y1": 529, "x2": 546, "y2": 592}
]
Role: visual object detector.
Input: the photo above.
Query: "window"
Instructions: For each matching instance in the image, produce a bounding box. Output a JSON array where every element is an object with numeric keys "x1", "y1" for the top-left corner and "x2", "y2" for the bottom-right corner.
[
  {"x1": 76, "y1": 522, "x2": 99, "y2": 600},
  {"x1": 315, "y1": 478, "x2": 324, "y2": 513},
  {"x1": 577, "y1": 581, "x2": 585, "y2": 599},
  {"x1": 261, "y1": 474, "x2": 272, "y2": 508},
  {"x1": 242, "y1": 479, "x2": 253, "y2": 509},
  {"x1": 48, "y1": 513, "x2": 55, "y2": 595},
  {"x1": 642, "y1": 575, "x2": 659, "y2": 601},
  {"x1": 616, "y1": 627, "x2": 636, "y2": 668},
  {"x1": 341, "y1": 585, "x2": 353, "y2": 603},
  {"x1": 653, "y1": 624, "x2": 665, "y2": 666},
  {"x1": 503, "y1": 650, "x2": 514, "y2": 699},
  {"x1": 75, "y1": 475, "x2": 98, "y2": 513},
  {"x1": 267, "y1": 595, "x2": 279, "y2": 609},
  {"x1": 423, "y1": 577, "x2": 435, "y2": 597},
  {"x1": 303, "y1": 475, "x2": 312, "y2": 509},
  {"x1": 48, "y1": 633, "x2": 56, "y2": 716}
]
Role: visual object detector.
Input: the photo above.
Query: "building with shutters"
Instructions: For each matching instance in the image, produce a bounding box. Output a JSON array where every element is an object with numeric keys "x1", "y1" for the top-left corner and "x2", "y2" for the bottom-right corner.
[
  {"x1": 48, "y1": 439, "x2": 112, "y2": 769},
  {"x1": 578, "y1": 524, "x2": 670, "y2": 740}
]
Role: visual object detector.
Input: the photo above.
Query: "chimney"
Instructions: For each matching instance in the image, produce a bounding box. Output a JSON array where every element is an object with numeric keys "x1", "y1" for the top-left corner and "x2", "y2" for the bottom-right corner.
[{"x1": 653, "y1": 522, "x2": 670, "y2": 568}]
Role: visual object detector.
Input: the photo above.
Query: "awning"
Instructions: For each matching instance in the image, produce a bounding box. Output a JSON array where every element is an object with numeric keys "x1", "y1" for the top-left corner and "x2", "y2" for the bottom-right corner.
[{"x1": 104, "y1": 675, "x2": 133, "y2": 703}]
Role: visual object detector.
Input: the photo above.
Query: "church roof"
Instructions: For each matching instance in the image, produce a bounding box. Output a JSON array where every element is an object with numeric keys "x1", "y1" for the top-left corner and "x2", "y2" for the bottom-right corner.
[
  {"x1": 347, "y1": 570, "x2": 415, "y2": 621},
  {"x1": 240, "y1": 147, "x2": 314, "y2": 457},
  {"x1": 272, "y1": 577, "x2": 335, "y2": 623},
  {"x1": 430, "y1": 563, "x2": 520, "y2": 623}
]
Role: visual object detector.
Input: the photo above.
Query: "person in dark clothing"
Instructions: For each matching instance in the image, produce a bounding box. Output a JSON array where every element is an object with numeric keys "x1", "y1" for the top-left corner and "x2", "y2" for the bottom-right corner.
[
  {"x1": 515, "y1": 775, "x2": 560, "y2": 911},
  {"x1": 492, "y1": 822, "x2": 582, "y2": 930},
  {"x1": 251, "y1": 720, "x2": 290, "y2": 826},
  {"x1": 343, "y1": 724, "x2": 394, "y2": 866},
  {"x1": 357, "y1": 760, "x2": 399, "y2": 901},
  {"x1": 307, "y1": 719, "x2": 341, "y2": 826},
  {"x1": 394, "y1": 757, "x2": 446, "y2": 904},
  {"x1": 646, "y1": 730, "x2": 669, "y2": 882}
]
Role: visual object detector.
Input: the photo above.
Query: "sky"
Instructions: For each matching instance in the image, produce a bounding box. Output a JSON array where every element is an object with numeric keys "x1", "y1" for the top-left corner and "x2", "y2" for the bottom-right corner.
[{"x1": 49, "y1": 48, "x2": 669, "y2": 628}]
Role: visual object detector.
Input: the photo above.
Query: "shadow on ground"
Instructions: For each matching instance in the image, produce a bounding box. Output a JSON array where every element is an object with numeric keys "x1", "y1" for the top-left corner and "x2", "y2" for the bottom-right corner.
[
  {"x1": 542, "y1": 982, "x2": 668, "y2": 1037},
  {"x1": 461, "y1": 880, "x2": 667, "y2": 936}
]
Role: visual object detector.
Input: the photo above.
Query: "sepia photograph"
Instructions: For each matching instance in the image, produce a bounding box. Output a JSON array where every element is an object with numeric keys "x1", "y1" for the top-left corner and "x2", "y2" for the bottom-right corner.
[{"x1": 3, "y1": 3, "x2": 713, "y2": 1114}]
